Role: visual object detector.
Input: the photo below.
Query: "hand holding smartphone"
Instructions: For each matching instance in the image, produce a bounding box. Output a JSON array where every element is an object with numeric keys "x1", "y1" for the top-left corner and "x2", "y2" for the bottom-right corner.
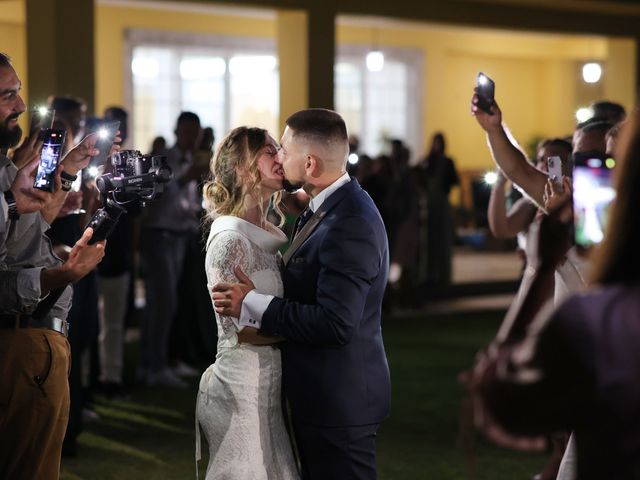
[
  {"x1": 475, "y1": 72, "x2": 495, "y2": 115},
  {"x1": 33, "y1": 129, "x2": 66, "y2": 192},
  {"x1": 547, "y1": 156, "x2": 563, "y2": 192}
]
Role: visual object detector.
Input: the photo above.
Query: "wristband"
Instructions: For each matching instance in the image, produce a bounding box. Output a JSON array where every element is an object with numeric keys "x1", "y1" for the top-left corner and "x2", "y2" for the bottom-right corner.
[
  {"x1": 60, "y1": 171, "x2": 77, "y2": 192},
  {"x1": 4, "y1": 190, "x2": 20, "y2": 220}
]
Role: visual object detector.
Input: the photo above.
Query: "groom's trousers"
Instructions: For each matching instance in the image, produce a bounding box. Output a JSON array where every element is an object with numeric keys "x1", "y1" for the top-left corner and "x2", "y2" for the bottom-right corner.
[{"x1": 293, "y1": 421, "x2": 379, "y2": 480}]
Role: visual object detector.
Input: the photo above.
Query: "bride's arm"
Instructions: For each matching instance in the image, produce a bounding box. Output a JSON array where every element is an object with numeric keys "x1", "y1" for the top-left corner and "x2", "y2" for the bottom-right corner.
[{"x1": 209, "y1": 231, "x2": 283, "y2": 345}]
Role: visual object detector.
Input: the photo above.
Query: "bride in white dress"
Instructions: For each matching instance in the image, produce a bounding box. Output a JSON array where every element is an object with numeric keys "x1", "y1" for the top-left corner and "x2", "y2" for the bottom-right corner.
[{"x1": 196, "y1": 126, "x2": 299, "y2": 479}]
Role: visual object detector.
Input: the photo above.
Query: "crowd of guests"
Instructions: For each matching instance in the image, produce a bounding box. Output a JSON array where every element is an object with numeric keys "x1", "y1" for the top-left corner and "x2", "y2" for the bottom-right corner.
[
  {"x1": 348, "y1": 132, "x2": 460, "y2": 306},
  {"x1": 38, "y1": 99, "x2": 222, "y2": 457},
  {"x1": 467, "y1": 89, "x2": 640, "y2": 479},
  {"x1": 1, "y1": 53, "x2": 107, "y2": 478},
  {"x1": 0, "y1": 50, "x2": 224, "y2": 473}
]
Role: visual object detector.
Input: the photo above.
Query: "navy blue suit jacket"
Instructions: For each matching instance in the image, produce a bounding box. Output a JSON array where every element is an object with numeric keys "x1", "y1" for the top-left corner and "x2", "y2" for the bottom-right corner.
[{"x1": 260, "y1": 178, "x2": 391, "y2": 427}]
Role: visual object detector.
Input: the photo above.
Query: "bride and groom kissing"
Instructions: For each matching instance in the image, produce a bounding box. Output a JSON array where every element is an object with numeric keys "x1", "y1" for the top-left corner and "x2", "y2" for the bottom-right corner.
[{"x1": 196, "y1": 108, "x2": 391, "y2": 479}]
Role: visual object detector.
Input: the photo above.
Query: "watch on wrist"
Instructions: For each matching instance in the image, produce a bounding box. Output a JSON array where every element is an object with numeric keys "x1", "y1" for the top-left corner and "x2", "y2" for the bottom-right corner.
[
  {"x1": 60, "y1": 171, "x2": 78, "y2": 192},
  {"x1": 4, "y1": 190, "x2": 20, "y2": 220}
]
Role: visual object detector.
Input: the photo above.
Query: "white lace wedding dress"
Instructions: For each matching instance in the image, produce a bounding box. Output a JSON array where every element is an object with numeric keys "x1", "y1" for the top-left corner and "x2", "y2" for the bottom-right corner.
[{"x1": 196, "y1": 216, "x2": 299, "y2": 480}]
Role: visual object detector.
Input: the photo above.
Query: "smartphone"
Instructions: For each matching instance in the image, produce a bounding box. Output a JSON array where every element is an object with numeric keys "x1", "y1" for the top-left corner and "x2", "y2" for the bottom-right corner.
[
  {"x1": 29, "y1": 107, "x2": 52, "y2": 136},
  {"x1": 476, "y1": 72, "x2": 495, "y2": 115},
  {"x1": 33, "y1": 129, "x2": 66, "y2": 192},
  {"x1": 573, "y1": 153, "x2": 616, "y2": 247},
  {"x1": 89, "y1": 120, "x2": 120, "y2": 168},
  {"x1": 547, "y1": 156, "x2": 563, "y2": 191}
]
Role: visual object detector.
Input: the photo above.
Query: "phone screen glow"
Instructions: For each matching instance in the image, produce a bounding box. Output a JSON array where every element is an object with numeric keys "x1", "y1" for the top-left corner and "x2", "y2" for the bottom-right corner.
[
  {"x1": 573, "y1": 165, "x2": 615, "y2": 247},
  {"x1": 34, "y1": 133, "x2": 65, "y2": 190}
]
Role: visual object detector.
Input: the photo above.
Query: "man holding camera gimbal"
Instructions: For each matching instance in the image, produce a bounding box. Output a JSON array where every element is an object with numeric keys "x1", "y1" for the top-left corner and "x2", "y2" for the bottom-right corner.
[{"x1": 0, "y1": 52, "x2": 107, "y2": 480}]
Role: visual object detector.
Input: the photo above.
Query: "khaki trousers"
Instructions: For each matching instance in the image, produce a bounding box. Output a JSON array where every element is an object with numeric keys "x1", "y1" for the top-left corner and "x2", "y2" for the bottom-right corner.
[{"x1": 0, "y1": 328, "x2": 71, "y2": 480}]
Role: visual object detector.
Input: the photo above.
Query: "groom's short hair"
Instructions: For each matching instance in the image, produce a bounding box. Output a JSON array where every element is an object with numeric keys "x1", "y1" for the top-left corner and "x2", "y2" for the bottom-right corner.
[
  {"x1": 286, "y1": 109, "x2": 348, "y2": 145},
  {"x1": 286, "y1": 109, "x2": 349, "y2": 164}
]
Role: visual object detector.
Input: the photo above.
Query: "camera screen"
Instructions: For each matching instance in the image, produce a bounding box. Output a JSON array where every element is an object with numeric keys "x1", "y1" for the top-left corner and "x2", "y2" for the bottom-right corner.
[
  {"x1": 573, "y1": 158, "x2": 616, "y2": 247},
  {"x1": 34, "y1": 129, "x2": 66, "y2": 192}
]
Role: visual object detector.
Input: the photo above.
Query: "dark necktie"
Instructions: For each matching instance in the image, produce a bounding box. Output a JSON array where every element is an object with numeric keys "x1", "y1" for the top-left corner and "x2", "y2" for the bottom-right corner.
[{"x1": 294, "y1": 207, "x2": 313, "y2": 237}]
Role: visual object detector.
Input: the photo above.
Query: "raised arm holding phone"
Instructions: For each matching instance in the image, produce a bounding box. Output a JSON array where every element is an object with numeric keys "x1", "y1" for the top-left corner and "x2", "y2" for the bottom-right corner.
[
  {"x1": 471, "y1": 84, "x2": 549, "y2": 209},
  {"x1": 470, "y1": 72, "x2": 620, "y2": 480}
]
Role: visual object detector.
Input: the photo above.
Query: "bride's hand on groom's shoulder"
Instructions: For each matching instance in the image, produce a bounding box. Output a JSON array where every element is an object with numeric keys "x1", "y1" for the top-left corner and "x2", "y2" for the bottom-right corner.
[{"x1": 211, "y1": 266, "x2": 255, "y2": 318}]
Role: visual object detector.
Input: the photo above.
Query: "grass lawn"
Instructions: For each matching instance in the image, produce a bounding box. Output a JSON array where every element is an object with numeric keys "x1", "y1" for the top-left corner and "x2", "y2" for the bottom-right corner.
[{"x1": 61, "y1": 309, "x2": 546, "y2": 479}]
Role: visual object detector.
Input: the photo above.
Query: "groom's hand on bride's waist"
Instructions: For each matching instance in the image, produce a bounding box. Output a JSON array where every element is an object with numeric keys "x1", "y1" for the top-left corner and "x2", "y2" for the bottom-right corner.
[{"x1": 212, "y1": 265, "x2": 255, "y2": 318}]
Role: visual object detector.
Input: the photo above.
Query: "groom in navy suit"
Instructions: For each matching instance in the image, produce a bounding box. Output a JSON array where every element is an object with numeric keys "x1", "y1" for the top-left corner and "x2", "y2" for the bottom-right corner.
[{"x1": 213, "y1": 108, "x2": 391, "y2": 479}]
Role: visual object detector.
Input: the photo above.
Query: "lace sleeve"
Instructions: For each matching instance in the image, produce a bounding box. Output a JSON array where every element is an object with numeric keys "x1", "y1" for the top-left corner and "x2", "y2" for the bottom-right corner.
[
  {"x1": 207, "y1": 230, "x2": 254, "y2": 336},
  {"x1": 208, "y1": 230, "x2": 254, "y2": 282}
]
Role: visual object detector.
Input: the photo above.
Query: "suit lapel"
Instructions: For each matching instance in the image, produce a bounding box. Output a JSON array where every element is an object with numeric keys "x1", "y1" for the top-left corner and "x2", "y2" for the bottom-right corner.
[
  {"x1": 283, "y1": 210, "x2": 326, "y2": 265},
  {"x1": 282, "y1": 178, "x2": 359, "y2": 266}
]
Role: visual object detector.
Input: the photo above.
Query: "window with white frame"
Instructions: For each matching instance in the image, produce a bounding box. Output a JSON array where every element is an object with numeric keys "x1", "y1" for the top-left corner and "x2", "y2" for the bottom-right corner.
[
  {"x1": 335, "y1": 46, "x2": 422, "y2": 160},
  {"x1": 127, "y1": 31, "x2": 279, "y2": 152}
]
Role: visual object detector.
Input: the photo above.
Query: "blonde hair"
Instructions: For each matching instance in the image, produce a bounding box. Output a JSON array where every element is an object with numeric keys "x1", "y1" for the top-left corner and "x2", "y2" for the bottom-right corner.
[{"x1": 203, "y1": 126, "x2": 284, "y2": 227}]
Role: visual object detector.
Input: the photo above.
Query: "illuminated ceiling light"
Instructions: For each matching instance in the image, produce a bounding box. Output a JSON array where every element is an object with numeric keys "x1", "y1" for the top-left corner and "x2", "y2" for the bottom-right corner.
[
  {"x1": 37, "y1": 105, "x2": 49, "y2": 116},
  {"x1": 576, "y1": 107, "x2": 594, "y2": 123},
  {"x1": 582, "y1": 62, "x2": 602, "y2": 84},
  {"x1": 366, "y1": 50, "x2": 384, "y2": 72},
  {"x1": 348, "y1": 153, "x2": 359, "y2": 165},
  {"x1": 483, "y1": 171, "x2": 498, "y2": 186},
  {"x1": 366, "y1": 25, "x2": 385, "y2": 73},
  {"x1": 132, "y1": 57, "x2": 160, "y2": 78}
]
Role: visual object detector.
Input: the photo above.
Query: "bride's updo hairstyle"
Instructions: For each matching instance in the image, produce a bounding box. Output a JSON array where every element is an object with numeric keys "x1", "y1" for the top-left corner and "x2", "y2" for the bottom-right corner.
[{"x1": 203, "y1": 126, "x2": 282, "y2": 223}]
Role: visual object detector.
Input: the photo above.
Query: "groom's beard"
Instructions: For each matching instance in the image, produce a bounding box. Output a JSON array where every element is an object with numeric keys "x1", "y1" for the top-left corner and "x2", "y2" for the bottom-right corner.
[
  {"x1": 283, "y1": 177, "x2": 304, "y2": 193},
  {"x1": 0, "y1": 113, "x2": 23, "y2": 149}
]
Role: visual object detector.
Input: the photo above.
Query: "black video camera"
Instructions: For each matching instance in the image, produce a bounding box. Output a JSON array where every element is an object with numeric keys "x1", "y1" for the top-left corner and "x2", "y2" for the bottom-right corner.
[
  {"x1": 86, "y1": 150, "x2": 172, "y2": 244},
  {"x1": 98, "y1": 149, "x2": 172, "y2": 201},
  {"x1": 33, "y1": 150, "x2": 172, "y2": 320}
]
